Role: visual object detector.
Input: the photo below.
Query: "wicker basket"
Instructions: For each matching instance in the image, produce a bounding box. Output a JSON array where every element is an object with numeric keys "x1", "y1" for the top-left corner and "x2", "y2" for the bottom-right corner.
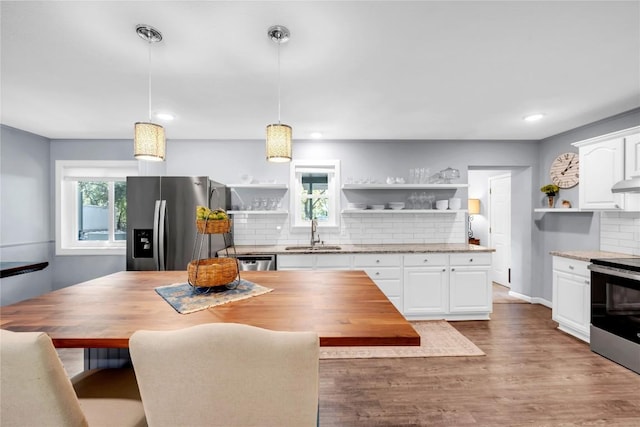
[
  {"x1": 187, "y1": 258, "x2": 238, "y2": 287},
  {"x1": 196, "y1": 219, "x2": 232, "y2": 234}
]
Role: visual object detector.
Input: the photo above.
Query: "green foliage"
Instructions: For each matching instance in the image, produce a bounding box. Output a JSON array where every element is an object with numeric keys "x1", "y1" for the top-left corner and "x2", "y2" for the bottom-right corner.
[
  {"x1": 540, "y1": 184, "x2": 559, "y2": 196},
  {"x1": 78, "y1": 181, "x2": 127, "y2": 231}
]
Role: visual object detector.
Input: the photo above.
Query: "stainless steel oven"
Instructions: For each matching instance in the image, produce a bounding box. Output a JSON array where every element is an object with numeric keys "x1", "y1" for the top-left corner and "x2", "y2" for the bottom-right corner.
[{"x1": 589, "y1": 258, "x2": 640, "y2": 374}]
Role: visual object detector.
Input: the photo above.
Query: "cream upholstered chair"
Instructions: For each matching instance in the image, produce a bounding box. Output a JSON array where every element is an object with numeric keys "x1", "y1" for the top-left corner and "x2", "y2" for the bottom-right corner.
[
  {"x1": 129, "y1": 323, "x2": 320, "y2": 427},
  {"x1": 0, "y1": 329, "x2": 146, "y2": 427}
]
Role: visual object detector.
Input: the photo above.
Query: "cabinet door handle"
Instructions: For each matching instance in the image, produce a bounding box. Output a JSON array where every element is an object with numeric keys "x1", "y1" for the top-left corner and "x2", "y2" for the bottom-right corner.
[
  {"x1": 376, "y1": 259, "x2": 380, "y2": 264},
  {"x1": 423, "y1": 259, "x2": 428, "y2": 263},
  {"x1": 375, "y1": 272, "x2": 380, "y2": 276},
  {"x1": 585, "y1": 280, "x2": 590, "y2": 284},
  {"x1": 569, "y1": 265, "x2": 574, "y2": 270},
  {"x1": 469, "y1": 258, "x2": 473, "y2": 262},
  {"x1": 442, "y1": 268, "x2": 446, "y2": 272}
]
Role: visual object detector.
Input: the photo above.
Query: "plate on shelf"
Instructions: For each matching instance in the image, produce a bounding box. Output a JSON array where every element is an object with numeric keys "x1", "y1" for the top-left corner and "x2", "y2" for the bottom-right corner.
[{"x1": 347, "y1": 202, "x2": 366, "y2": 210}]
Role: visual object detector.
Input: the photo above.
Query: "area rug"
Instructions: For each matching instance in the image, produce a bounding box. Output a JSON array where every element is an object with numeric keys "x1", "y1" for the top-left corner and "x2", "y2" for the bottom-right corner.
[
  {"x1": 155, "y1": 279, "x2": 272, "y2": 314},
  {"x1": 319, "y1": 321, "x2": 485, "y2": 359}
]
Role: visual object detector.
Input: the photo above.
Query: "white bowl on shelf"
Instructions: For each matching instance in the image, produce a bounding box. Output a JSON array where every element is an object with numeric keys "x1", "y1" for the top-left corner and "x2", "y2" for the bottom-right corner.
[
  {"x1": 435, "y1": 200, "x2": 449, "y2": 210},
  {"x1": 388, "y1": 202, "x2": 405, "y2": 210},
  {"x1": 448, "y1": 198, "x2": 461, "y2": 210},
  {"x1": 369, "y1": 204, "x2": 386, "y2": 210}
]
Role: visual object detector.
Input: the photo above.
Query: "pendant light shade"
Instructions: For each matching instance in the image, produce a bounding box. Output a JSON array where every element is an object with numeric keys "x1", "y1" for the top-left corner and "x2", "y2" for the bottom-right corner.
[
  {"x1": 266, "y1": 25, "x2": 292, "y2": 162},
  {"x1": 134, "y1": 24, "x2": 166, "y2": 162},
  {"x1": 134, "y1": 122, "x2": 166, "y2": 161},
  {"x1": 266, "y1": 123, "x2": 292, "y2": 162}
]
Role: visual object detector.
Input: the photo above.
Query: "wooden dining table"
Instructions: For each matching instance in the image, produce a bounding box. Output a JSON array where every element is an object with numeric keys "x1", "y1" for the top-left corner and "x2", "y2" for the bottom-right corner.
[{"x1": 0, "y1": 270, "x2": 419, "y2": 348}]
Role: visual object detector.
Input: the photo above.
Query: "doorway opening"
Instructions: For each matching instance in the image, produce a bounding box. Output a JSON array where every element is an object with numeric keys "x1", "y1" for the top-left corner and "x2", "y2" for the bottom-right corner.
[{"x1": 469, "y1": 165, "x2": 534, "y2": 301}]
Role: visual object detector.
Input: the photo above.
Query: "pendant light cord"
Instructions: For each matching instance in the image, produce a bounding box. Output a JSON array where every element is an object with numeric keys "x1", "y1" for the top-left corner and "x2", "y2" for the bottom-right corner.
[
  {"x1": 147, "y1": 38, "x2": 152, "y2": 122},
  {"x1": 277, "y1": 39, "x2": 281, "y2": 125}
]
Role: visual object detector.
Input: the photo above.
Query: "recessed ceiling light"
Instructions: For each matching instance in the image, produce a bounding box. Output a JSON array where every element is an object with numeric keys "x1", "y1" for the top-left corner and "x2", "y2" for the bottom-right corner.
[
  {"x1": 310, "y1": 132, "x2": 323, "y2": 139},
  {"x1": 523, "y1": 113, "x2": 545, "y2": 122},
  {"x1": 155, "y1": 112, "x2": 174, "y2": 121}
]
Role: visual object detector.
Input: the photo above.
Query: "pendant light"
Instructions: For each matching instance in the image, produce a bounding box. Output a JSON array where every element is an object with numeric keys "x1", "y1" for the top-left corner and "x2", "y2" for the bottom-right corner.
[
  {"x1": 134, "y1": 25, "x2": 166, "y2": 162},
  {"x1": 265, "y1": 25, "x2": 292, "y2": 162}
]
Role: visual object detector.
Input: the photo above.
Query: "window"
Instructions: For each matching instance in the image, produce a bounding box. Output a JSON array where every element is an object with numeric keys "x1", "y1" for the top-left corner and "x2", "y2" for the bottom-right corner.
[
  {"x1": 290, "y1": 160, "x2": 340, "y2": 229},
  {"x1": 56, "y1": 161, "x2": 138, "y2": 255}
]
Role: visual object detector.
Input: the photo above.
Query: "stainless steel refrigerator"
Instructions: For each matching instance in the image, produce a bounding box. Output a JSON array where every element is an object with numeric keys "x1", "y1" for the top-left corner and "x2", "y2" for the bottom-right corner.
[{"x1": 126, "y1": 176, "x2": 230, "y2": 271}]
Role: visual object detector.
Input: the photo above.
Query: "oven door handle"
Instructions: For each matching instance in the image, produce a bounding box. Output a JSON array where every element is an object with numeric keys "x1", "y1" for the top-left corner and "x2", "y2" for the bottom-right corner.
[{"x1": 589, "y1": 264, "x2": 640, "y2": 281}]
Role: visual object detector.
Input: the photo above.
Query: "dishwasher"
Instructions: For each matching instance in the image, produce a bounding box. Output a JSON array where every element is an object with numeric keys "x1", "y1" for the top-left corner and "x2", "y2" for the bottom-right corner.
[{"x1": 234, "y1": 254, "x2": 276, "y2": 271}]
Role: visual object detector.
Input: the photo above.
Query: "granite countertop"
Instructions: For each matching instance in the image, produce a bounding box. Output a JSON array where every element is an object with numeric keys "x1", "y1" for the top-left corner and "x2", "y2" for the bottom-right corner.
[
  {"x1": 227, "y1": 243, "x2": 495, "y2": 256},
  {"x1": 549, "y1": 250, "x2": 640, "y2": 262}
]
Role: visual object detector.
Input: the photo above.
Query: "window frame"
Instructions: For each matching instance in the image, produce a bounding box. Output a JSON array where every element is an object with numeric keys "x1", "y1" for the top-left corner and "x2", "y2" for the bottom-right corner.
[
  {"x1": 55, "y1": 160, "x2": 138, "y2": 255},
  {"x1": 289, "y1": 159, "x2": 341, "y2": 231}
]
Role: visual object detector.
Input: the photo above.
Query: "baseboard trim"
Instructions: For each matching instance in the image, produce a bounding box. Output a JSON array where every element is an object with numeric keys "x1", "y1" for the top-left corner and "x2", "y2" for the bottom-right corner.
[{"x1": 507, "y1": 291, "x2": 552, "y2": 308}]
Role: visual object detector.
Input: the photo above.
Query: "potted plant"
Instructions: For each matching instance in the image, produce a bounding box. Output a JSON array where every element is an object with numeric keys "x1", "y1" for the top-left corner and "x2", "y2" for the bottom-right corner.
[{"x1": 540, "y1": 184, "x2": 559, "y2": 208}]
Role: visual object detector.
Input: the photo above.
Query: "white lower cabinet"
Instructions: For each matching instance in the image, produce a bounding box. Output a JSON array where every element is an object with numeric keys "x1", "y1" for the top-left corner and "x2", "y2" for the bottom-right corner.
[
  {"x1": 403, "y1": 253, "x2": 492, "y2": 320},
  {"x1": 552, "y1": 256, "x2": 590, "y2": 343},
  {"x1": 353, "y1": 254, "x2": 402, "y2": 312},
  {"x1": 277, "y1": 254, "x2": 350, "y2": 270},
  {"x1": 449, "y1": 253, "x2": 492, "y2": 315},
  {"x1": 403, "y1": 267, "x2": 448, "y2": 316},
  {"x1": 276, "y1": 254, "x2": 314, "y2": 270},
  {"x1": 277, "y1": 251, "x2": 493, "y2": 320}
]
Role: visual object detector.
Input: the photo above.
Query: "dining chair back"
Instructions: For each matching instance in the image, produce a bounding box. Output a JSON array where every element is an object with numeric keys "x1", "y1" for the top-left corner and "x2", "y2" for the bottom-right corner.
[
  {"x1": 129, "y1": 323, "x2": 319, "y2": 427},
  {"x1": 0, "y1": 329, "x2": 146, "y2": 427}
]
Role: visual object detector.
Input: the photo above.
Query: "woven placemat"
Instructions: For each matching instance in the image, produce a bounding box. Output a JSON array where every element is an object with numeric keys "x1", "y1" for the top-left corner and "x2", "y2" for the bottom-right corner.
[{"x1": 155, "y1": 279, "x2": 273, "y2": 314}]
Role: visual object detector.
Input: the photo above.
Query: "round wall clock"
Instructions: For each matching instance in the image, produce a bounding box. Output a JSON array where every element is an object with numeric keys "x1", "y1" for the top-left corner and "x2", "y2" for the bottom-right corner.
[{"x1": 550, "y1": 152, "x2": 579, "y2": 189}]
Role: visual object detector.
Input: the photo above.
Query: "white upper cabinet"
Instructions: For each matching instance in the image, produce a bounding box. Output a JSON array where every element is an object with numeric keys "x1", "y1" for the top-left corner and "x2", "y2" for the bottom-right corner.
[
  {"x1": 625, "y1": 133, "x2": 640, "y2": 179},
  {"x1": 577, "y1": 137, "x2": 625, "y2": 210},
  {"x1": 573, "y1": 126, "x2": 640, "y2": 211}
]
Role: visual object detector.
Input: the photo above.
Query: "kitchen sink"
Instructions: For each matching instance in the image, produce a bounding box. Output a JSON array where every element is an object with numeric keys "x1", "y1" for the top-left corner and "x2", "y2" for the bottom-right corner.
[{"x1": 285, "y1": 245, "x2": 342, "y2": 251}]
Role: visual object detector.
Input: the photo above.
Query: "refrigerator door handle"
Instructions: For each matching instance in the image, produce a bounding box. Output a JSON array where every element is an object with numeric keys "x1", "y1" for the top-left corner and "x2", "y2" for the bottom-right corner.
[
  {"x1": 152, "y1": 200, "x2": 162, "y2": 271},
  {"x1": 158, "y1": 200, "x2": 167, "y2": 271}
]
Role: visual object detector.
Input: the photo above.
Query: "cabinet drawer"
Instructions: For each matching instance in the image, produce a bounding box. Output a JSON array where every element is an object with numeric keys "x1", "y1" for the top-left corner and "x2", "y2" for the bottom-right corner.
[
  {"x1": 403, "y1": 253, "x2": 449, "y2": 267},
  {"x1": 277, "y1": 254, "x2": 313, "y2": 269},
  {"x1": 373, "y1": 279, "x2": 401, "y2": 297},
  {"x1": 553, "y1": 257, "x2": 589, "y2": 277},
  {"x1": 315, "y1": 254, "x2": 352, "y2": 269},
  {"x1": 353, "y1": 254, "x2": 401, "y2": 267},
  {"x1": 449, "y1": 253, "x2": 492, "y2": 266},
  {"x1": 363, "y1": 267, "x2": 402, "y2": 281}
]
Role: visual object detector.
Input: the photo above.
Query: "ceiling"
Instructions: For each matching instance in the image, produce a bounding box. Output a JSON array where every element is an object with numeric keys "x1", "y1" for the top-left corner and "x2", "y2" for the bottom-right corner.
[{"x1": 1, "y1": 1, "x2": 639, "y2": 141}]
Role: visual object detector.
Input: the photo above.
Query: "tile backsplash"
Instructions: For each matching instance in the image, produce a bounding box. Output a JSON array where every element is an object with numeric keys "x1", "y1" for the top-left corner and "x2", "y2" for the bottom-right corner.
[
  {"x1": 600, "y1": 211, "x2": 640, "y2": 255},
  {"x1": 232, "y1": 212, "x2": 467, "y2": 246}
]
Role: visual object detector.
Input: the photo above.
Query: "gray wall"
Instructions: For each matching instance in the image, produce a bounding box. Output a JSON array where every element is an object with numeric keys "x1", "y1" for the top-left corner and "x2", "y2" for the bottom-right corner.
[
  {"x1": 0, "y1": 125, "x2": 53, "y2": 305},
  {"x1": 536, "y1": 108, "x2": 640, "y2": 301}
]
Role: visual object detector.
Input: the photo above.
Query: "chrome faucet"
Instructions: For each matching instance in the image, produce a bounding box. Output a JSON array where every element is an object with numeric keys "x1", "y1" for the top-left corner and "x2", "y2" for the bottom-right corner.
[{"x1": 310, "y1": 218, "x2": 321, "y2": 247}]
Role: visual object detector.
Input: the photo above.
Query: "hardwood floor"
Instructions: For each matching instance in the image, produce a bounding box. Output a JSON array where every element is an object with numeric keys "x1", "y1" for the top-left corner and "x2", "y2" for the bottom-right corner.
[
  {"x1": 319, "y1": 302, "x2": 640, "y2": 426},
  {"x1": 57, "y1": 288, "x2": 640, "y2": 425}
]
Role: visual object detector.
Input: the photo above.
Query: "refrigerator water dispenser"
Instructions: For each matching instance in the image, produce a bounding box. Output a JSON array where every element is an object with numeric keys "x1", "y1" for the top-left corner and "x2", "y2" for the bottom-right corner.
[{"x1": 133, "y1": 229, "x2": 153, "y2": 258}]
